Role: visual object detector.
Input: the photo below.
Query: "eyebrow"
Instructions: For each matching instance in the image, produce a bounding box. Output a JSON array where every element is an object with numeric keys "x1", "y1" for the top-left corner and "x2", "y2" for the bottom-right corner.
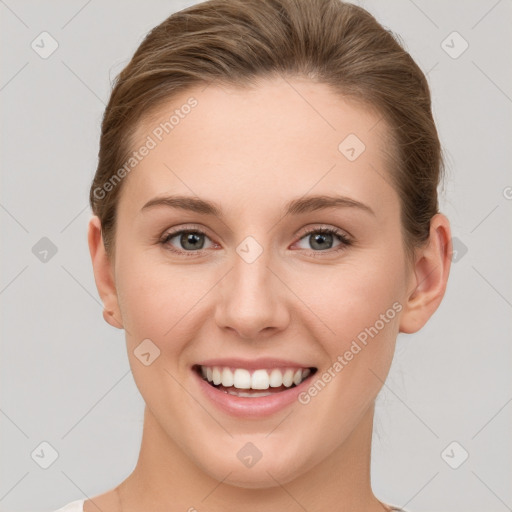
[{"x1": 141, "y1": 193, "x2": 375, "y2": 217}]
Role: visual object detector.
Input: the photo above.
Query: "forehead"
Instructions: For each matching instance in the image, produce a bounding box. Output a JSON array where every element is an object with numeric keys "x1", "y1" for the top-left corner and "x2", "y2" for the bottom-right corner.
[{"x1": 119, "y1": 76, "x2": 397, "y2": 219}]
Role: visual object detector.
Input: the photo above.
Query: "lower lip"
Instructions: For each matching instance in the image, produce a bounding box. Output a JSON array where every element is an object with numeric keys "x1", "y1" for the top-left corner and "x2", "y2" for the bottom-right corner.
[{"x1": 193, "y1": 368, "x2": 314, "y2": 418}]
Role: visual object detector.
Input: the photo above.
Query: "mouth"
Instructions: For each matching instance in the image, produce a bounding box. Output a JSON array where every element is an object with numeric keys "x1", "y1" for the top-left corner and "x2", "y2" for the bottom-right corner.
[{"x1": 192, "y1": 364, "x2": 318, "y2": 398}]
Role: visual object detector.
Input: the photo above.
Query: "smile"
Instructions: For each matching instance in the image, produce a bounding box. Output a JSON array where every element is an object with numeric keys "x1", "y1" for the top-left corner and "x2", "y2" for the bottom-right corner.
[{"x1": 193, "y1": 364, "x2": 317, "y2": 398}]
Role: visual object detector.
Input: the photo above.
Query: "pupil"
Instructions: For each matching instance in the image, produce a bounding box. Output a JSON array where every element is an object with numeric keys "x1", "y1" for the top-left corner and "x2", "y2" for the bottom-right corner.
[
  {"x1": 182, "y1": 232, "x2": 203, "y2": 250},
  {"x1": 311, "y1": 233, "x2": 332, "y2": 250}
]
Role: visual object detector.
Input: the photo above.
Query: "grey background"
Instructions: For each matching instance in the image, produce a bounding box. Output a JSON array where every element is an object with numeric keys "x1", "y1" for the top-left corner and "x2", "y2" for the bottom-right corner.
[{"x1": 1, "y1": 1, "x2": 511, "y2": 511}]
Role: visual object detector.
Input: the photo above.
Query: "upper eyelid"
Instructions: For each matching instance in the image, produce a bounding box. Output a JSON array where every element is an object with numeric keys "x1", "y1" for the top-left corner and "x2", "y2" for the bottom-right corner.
[
  {"x1": 299, "y1": 225, "x2": 351, "y2": 238},
  {"x1": 161, "y1": 224, "x2": 350, "y2": 237}
]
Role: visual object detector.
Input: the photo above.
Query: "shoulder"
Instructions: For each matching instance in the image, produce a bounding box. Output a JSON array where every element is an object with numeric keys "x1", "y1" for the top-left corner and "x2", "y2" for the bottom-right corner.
[{"x1": 50, "y1": 499, "x2": 84, "y2": 512}]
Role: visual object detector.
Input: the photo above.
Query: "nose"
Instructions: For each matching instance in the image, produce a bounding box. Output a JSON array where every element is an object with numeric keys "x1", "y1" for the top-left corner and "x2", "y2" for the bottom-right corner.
[{"x1": 214, "y1": 243, "x2": 290, "y2": 341}]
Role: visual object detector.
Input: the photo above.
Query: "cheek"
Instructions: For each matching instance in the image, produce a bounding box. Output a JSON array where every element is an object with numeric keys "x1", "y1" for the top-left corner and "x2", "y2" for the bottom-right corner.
[
  {"x1": 114, "y1": 257, "x2": 203, "y2": 413},
  {"x1": 294, "y1": 259, "x2": 404, "y2": 438},
  {"x1": 299, "y1": 254, "x2": 405, "y2": 343},
  {"x1": 115, "y1": 251, "x2": 208, "y2": 340},
  {"x1": 295, "y1": 252, "x2": 406, "y2": 408}
]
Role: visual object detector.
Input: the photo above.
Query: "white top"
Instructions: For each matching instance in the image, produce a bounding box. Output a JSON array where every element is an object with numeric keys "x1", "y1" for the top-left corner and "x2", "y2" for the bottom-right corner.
[
  {"x1": 52, "y1": 498, "x2": 405, "y2": 511},
  {"x1": 52, "y1": 500, "x2": 84, "y2": 512}
]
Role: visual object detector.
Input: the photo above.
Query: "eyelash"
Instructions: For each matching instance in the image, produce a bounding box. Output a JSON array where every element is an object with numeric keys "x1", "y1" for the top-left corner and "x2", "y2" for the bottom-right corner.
[{"x1": 159, "y1": 225, "x2": 352, "y2": 258}]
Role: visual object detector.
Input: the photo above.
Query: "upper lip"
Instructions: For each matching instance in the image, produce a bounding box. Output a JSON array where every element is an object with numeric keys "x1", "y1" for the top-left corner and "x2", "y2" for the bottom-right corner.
[{"x1": 194, "y1": 358, "x2": 316, "y2": 370}]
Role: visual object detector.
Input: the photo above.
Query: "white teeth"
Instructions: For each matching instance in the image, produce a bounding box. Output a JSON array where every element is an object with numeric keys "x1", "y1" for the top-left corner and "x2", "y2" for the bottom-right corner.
[
  {"x1": 282, "y1": 369, "x2": 294, "y2": 387},
  {"x1": 199, "y1": 365, "x2": 313, "y2": 391},
  {"x1": 221, "y1": 367, "x2": 234, "y2": 387},
  {"x1": 212, "y1": 367, "x2": 222, "y2": 385},
  {"x1": 251, "y1": 369, "x2": 270, "y2": 390},
  {"x1": 233, "y1": 368, "x2": 252, "y2": 389},
  {"x1": 269, "y1": 368, "x2": 283, "y2": 387}
]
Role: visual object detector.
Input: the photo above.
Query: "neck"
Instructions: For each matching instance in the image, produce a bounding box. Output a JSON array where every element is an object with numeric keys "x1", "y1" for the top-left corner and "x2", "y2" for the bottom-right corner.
[{"x1": 117, "y1": 403, "x2": 389, "y2": 512}]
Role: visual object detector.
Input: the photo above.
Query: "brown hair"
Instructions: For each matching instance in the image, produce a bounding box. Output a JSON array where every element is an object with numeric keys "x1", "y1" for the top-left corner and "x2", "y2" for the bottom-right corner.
[{"x1": 90, "y1": 0, "x2": 443, "y2": 261}]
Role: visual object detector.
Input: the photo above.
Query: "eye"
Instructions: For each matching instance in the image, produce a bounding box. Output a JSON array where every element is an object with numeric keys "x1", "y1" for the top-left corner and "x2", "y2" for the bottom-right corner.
[
  {"x1": 159, "y1": 225, "x2": 352, "y2": 257},
  {"x1": 294, "y1": 226, "x2": 352, "y2": 255},
  {"x1": 160, "y1": 227, "x2": 215, "y2": 256}
]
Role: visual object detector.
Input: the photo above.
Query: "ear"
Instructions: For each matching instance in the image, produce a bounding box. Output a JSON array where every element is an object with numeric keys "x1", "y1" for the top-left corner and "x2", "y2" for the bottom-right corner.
[
  {"x1": 399, "y1": 213, "x2": 452, "y2": 333},
  {"x1": 87, "y1": 215, "x2": 124, "y2": 330}
]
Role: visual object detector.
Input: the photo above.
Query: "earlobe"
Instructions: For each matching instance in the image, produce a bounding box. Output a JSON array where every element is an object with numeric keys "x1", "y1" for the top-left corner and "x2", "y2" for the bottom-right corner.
[
  {"x1": 102, "y1": 308, "x2": 124, "y2": 329},
  {"x1": 399, "y1": 213, "x2": 452, "y2": 334},
  {"x1": 87, "y1": 215, "x2": 124, "y2": 330}
]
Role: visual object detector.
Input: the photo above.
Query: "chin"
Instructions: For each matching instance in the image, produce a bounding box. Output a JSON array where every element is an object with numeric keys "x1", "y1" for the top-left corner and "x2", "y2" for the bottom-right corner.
[
  {"x1": 193, "y1": 442, "x2": 311, "y2": 489},
  {"x1": 212, "y1": 464, "x2": 302, "y2": 490}
]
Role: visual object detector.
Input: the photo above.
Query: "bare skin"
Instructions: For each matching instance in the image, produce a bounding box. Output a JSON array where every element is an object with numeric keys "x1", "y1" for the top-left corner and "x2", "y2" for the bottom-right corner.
[{"x1": 86, "y1": 76, "x2": 451, "y2": 511}]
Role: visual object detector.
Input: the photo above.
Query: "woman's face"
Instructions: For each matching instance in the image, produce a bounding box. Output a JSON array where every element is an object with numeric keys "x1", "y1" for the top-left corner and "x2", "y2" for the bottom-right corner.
[{"x1": 108, "y1": 76, "x2": 415, "y2": 487}]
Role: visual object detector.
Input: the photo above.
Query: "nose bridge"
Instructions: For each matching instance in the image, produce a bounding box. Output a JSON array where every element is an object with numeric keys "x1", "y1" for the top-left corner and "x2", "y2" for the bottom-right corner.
[
  {"x1": 215, "y1": 232, "x2": 289, "y2": 338},
  {"x1": 234, "y1": 237, "x2": 274, "y2": 295},
  {"x1": 232, "y1": 234, "x2": 278, "y2": 307}
]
